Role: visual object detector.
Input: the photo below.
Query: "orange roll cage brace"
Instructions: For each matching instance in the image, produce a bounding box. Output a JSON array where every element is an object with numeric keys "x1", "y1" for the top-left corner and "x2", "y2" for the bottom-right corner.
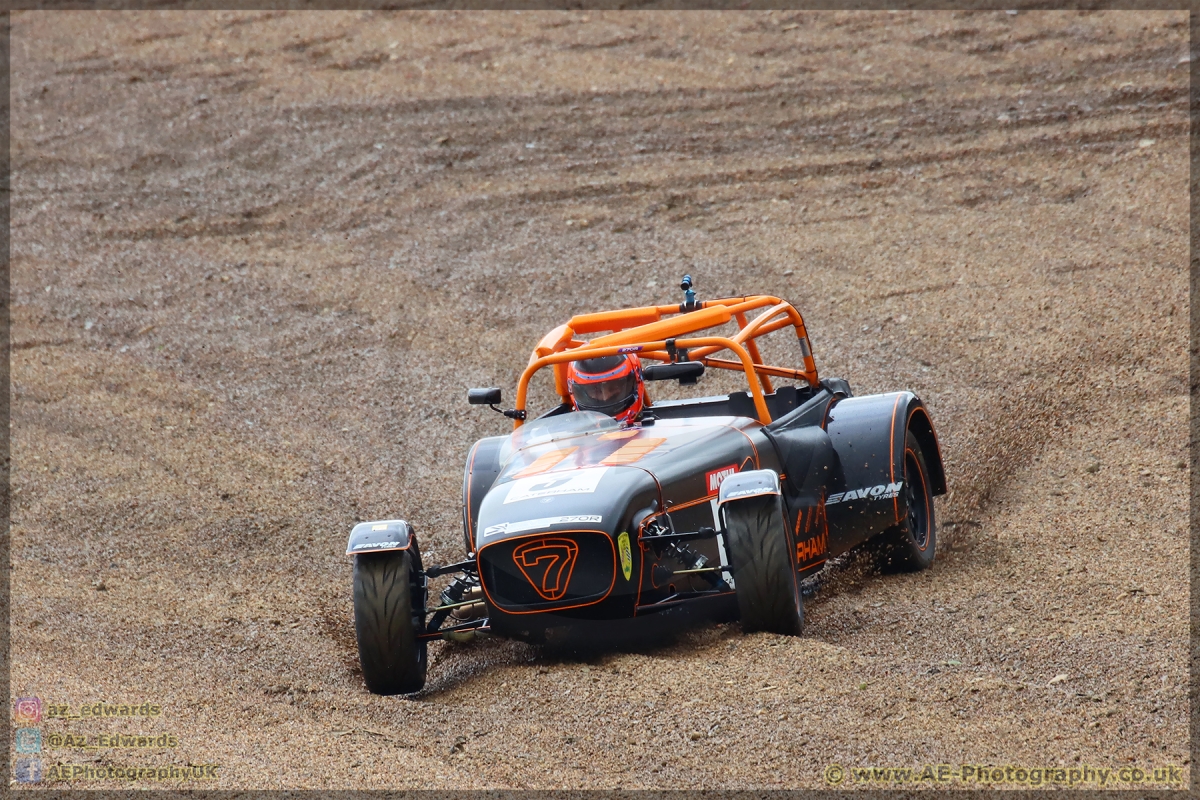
[{"x1": 514, "y1": 295, "x2": 819, "y2": 428}]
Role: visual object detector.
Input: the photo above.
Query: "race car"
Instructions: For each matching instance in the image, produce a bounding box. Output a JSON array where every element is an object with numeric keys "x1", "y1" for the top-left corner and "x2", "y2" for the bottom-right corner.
[{"x1": 347, "y1": 277, "x2": 947, "y2": 694}]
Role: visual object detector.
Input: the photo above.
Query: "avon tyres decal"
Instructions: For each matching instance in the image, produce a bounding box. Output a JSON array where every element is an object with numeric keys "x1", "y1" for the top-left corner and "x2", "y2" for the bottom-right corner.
[
  {"x1": 504, "y1": 467, "x2": 609, "y2": 504},
  {"x1": 827, "y1": 482, "x2": 903, "y2": 505}
]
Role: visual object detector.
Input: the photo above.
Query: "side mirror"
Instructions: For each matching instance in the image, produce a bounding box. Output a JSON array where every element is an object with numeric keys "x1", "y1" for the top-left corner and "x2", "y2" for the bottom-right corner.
[
  {"x1": 468, "y1": 387, "x2": 502, "y2": 405},
  {"x1": 643, "y1": 362, "x2": 705, "y2": 385}
]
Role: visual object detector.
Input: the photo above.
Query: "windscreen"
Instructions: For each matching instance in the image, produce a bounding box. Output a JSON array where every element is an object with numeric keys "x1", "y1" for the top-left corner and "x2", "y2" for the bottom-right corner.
[{"x1": 498, "y1": 410, "x2": 620, "y2": 466}]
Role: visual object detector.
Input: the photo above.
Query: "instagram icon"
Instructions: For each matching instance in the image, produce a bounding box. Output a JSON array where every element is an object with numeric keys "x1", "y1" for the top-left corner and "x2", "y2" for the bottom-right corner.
[{"x1": 13, "y1": 697, "x2": 42, "y2": 725}]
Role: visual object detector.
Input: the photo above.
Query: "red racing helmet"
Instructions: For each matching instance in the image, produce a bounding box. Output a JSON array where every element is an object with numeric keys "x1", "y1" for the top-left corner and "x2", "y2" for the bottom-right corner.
[{"x1": 567, "y1": 354, "x2": 645, "y2": 423}]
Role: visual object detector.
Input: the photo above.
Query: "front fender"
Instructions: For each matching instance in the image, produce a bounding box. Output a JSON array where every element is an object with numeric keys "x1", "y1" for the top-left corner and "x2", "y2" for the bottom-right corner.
[
  {"x1": 346, "y1": 519, "x2": 415, "y2": 555},
  {"x1": 717, "y1": 469, "x2": 781, "y2": 506}
]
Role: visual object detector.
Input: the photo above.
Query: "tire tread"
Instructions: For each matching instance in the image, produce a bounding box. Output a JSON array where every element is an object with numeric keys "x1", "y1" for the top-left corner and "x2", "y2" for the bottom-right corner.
[
  {"x1": 353, "y1": 551, "x2": 426, "y2": 695},
  {"x1": 725, "y1": 495, "x2": 803, "y2": 635}
]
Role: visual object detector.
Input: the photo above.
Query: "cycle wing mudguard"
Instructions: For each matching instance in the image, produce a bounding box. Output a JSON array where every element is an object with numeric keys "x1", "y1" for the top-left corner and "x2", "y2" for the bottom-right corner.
[
  {"x1": 824, "y1": 391, "x2": 947, "y2": 556},
  {"x1": 346, "y1": 519, "x2": 415, "y2": 555}
]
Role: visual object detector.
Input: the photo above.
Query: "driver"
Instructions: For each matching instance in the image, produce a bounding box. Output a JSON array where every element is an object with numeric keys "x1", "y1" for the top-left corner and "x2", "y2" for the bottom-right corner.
[{"x1": 566, "y1": 354, "x2": 647, "y2": 424}]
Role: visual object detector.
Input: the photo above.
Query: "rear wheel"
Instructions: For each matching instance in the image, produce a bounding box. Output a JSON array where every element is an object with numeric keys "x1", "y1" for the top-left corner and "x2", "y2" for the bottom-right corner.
[
  {"x1": 724, "y1": 494, "x2": 804, "y2": 635},
  {"x1": 352, "y1": 550, "x2": 427, "y2": 695},
  {"x1": 873, "y1": 430, "x2": 937, "y2": 573}
]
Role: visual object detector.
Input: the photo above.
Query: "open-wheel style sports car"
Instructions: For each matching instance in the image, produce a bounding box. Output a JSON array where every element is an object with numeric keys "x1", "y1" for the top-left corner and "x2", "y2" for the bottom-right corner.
[{"x1": 346, "y1": 277, "x2": 947, "y2": 694}]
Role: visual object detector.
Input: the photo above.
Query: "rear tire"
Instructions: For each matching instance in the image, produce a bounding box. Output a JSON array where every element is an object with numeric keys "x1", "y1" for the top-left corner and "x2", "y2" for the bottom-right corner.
[
  {"x1": 873, "y1": 430, "x2": 937, "y2": 573},
  {"x1": 724, "y1": 494, "x2": 804, "y2": 635},
  {"x1": 353, "y1": 550, "x2": 427, "y2": 695}
]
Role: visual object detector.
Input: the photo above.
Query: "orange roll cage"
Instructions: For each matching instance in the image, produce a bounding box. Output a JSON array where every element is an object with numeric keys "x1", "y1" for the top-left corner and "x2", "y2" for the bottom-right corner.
[{"x1": 515, "y1": 295, "x2": 819, "y2": 428}]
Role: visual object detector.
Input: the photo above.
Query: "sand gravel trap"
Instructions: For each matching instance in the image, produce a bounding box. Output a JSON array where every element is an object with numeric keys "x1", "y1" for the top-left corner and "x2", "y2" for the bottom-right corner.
[{"x1": 9, "y1": 10, "x2": 1189, "y2": 789}]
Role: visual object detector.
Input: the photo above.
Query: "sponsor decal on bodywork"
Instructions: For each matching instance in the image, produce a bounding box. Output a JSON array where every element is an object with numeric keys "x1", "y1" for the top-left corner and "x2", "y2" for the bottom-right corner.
[
  {"x1": 706, "y1": 464, "x2": 739, "y2": 494},
  {"x1": 598, "y1": 429, "x2": 640, "y2": 441},
  {"x1": 482, "y1": 515, "x2": 603, "y2": 539},
  {"x1": 827, "y1": 482, "x2": 903, "y2": 505},
  {"x1": 512, "y1": 538, "x2": 580, "y2": 601},
  {"x1": 601, "y1": 437, "x2": 666, "y2": 466},
  {"x1": 617, "y1": 531, "x2": 632, "y2": 581},
  {"x1": 722, "y1": 486, "x2": 774, "y2": 501},
  {"x1": 795, "y1": 529, "x2": 827, "y2": 565},
  {"x1": 346, "y1": 519, "x2": 412, "y2": 554},
  {"x1": 504, "y1": 467, "x2": 609, "y2": 504},
  {"x1": 512, "y1": 446, "x2": 578, "y2": 479}
]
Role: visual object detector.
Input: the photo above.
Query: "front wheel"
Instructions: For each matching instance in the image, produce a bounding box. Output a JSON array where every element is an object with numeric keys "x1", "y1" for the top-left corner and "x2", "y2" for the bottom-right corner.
[
  {"x1": 724, "y1": 494, "x2": 804, "y2": 635},
  {"x1": 352, "y1": 549, "x2": 427, "y2": 695},
  {"x1": 873, "y1": 430, "x2": 937, "y2": 573}
]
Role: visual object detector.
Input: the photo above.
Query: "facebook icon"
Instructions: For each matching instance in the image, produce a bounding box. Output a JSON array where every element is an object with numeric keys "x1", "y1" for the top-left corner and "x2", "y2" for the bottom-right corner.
[{"x1": 14, "y1": 757, "x2": 43, "y2": 783}]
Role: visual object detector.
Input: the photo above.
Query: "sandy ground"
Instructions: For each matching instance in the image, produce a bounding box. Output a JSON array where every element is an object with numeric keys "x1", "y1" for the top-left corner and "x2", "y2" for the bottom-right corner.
[{"x1": 8, "y1": 10, "x2": 1190, "y2": 790}]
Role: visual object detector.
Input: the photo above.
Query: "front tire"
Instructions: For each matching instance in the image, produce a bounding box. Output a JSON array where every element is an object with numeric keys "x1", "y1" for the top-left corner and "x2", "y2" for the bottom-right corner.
[
  {"x1": 873, "y1": 430, "x2": 937, "y2": 573},
  {"x1": 352, "y1": 550, "x2": 427, "y2": 695},
  {"x1": 724, "y1": 494, "x2": 804, "y2": 635}
]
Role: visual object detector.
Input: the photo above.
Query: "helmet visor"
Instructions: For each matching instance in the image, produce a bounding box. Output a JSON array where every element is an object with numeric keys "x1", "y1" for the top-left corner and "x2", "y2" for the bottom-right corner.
[{"x1": 572, "y1": 373, "x2": 637, "y2": 413}]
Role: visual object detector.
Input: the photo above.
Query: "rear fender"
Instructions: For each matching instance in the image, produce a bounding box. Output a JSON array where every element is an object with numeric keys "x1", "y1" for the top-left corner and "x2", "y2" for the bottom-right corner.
[
  {"x1": 904, "y1": 402, "x2": 947, "y2": 496},
  {"x1": 824, "y1": 392, "x2": 946, "y2": 556}
]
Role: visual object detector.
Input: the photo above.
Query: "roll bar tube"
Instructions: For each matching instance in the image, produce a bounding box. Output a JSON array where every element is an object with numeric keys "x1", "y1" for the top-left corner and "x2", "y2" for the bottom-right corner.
[
  {"x1": 515, "y1": 336, "x2": 772, "y2": 429},
  {"x1": 513, "y1": 294, "x2": 820, "y2": 429}
]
